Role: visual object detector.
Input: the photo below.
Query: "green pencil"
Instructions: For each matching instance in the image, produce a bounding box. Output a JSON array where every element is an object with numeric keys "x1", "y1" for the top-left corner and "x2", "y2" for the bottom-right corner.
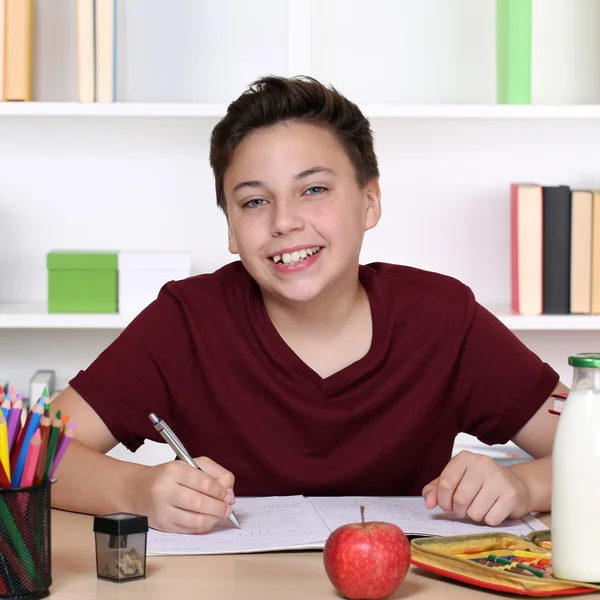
[
  {"x1": 42, "y1": 417, "x2": 62, "y2": 484},
  {"x1": 0, "y1": 496, "x2": 40, "y2": 586}
]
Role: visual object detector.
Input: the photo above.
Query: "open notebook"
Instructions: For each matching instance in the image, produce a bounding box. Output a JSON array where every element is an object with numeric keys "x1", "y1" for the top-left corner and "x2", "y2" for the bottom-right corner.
[{"x1": 147, "y1": 496, "x2": 547, "y2": 556}]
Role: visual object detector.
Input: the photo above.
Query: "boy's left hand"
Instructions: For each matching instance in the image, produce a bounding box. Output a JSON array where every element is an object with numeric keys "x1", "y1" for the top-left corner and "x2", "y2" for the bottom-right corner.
[{"x1": 421, "y1": 450, "x2": 530, "y2": 526}]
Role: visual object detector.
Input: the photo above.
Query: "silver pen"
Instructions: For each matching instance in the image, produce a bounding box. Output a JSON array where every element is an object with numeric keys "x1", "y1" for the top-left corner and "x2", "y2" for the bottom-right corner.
[{"x1": 148, "y1": 412, "x2": 241, "y2": 529}]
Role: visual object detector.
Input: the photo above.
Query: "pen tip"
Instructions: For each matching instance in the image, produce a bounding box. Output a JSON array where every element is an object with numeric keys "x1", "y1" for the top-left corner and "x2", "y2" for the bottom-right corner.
[
  {"x1": 229, "y1": 512, "x2": 241, "y2": 529},
  {"x1": 148, "y1": 413, "x2": 158, "y2": 423}
]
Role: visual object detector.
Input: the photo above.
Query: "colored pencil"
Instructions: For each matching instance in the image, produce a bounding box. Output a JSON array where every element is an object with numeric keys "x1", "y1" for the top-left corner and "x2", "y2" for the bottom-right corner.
[
  {"x1": 0, "y1": 459, "x2": 10, "y2": 488},
  {"x1": 11, "y1": 401, "x2": 44, "y2": 488},
  {"x1": 49, "y1": 424, "x2": 74, "y2": 480},
  {"x1": 0, "y1": 397, "x2": 10, "y2": 421},
  {"x1": 33, "y1": 416, "x2": 51, "y2": 486},
  {"x1": 42, "y1": 417, "x2": 62, "y2": 484},
  {"x1": 20, "y1": 431, "x2": 41, "y2": 489},
  {"x1": 7, "y1": 397, "x2": 22, "y2": 453},
  {"x1": 0, "y1": 496, "x2": 40, "y2": 586},
  {"x1": 0, "y1": 413, "x2": 10, "y2": 483}
]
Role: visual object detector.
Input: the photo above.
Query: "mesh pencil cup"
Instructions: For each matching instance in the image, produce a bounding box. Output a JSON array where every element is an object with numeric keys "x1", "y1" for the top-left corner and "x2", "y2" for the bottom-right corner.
[
  {"x1": 93, "y1": 513, "x2": 148, "y2": 582},
  {"x1": 0, "y1": 482, "x2": 53, "y2": 600}
]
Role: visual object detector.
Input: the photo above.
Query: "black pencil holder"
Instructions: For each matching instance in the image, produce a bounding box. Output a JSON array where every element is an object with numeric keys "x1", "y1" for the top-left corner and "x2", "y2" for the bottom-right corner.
[{"x1": 0, "y1": 482, "x2": 52, "y2": 600}]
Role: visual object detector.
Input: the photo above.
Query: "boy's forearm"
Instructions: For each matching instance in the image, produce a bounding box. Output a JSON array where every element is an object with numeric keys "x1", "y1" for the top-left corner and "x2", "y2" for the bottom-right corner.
[
  {"x1": 51, "y1": 438, "x2": 147, "y2": 516},
  {"x1": 507, "y1": 454, "x2": 552, "y2": 514}
]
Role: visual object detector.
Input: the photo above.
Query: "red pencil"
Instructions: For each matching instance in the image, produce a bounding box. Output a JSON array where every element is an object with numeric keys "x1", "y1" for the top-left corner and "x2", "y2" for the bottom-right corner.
[{"x1": 0, "y1": 460, "x2": 10, "y2": 488}]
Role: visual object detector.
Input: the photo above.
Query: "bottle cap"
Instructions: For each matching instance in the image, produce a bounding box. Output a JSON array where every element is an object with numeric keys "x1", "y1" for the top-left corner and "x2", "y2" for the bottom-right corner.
[{"x1": 568, "y1": 353, "x2": 600, "y2": 369}]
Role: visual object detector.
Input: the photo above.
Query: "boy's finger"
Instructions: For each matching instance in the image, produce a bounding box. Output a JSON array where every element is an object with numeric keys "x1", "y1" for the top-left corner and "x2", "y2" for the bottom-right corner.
[
  {"x1": 435, "y1": 456, "x2": 469, "y2": 512},
  {"x1": 465, "y1": 485, "x2": 501, "y2": 523},
  {"x1": 450, "y1": 473, "x2": 484, "y2": 519},
  {"x1": 193, "y1": 456, "x2": 236, "y2": 489},
  {"x1": 174, "y1": 463, "x2": 229, "y2": 501},
  {"x1": 422, "y1": 480, "x2": 438, "y2": 509}
]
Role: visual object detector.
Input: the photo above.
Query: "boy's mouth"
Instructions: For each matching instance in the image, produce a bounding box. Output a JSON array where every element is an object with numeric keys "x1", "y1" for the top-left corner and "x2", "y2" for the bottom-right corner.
[{"x1": 270, "y1": 246, "x2": 322, "y2": 267}]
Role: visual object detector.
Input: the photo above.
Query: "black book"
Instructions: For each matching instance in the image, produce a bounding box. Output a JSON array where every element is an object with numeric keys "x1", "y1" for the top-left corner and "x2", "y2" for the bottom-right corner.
[{"x1": 542, "y1": 185, "x2": 571, "y2": 314}]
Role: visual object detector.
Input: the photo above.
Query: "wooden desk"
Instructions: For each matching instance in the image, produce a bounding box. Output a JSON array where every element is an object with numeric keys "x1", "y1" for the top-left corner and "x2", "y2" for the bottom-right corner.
[{"x1": 49, "y1": 509, "x2": 551, "y2": 599}]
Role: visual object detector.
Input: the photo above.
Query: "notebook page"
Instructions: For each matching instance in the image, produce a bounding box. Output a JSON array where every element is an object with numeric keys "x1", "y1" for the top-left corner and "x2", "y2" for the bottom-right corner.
[
  {"x1": 147, "y1": 496, "x2": 329, "y2": 555},
  {"x1": 309, "y1": 496, "x2": 547, "y2": 538}
]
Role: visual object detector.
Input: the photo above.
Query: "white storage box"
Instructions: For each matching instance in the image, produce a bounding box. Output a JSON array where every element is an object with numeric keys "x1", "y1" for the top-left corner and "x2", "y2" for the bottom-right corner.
[{"x1": 118, "y1": 251, "x2": 191, "y2": 315}]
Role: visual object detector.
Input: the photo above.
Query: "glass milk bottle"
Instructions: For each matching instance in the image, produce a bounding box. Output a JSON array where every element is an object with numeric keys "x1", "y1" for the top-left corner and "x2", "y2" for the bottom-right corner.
[{"x1": 552, "y1": 353, "x2": 600, "y2": 581}]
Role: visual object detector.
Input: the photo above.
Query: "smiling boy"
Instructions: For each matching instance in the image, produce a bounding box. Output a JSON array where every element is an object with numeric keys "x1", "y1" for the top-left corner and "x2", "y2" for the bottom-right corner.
[{"x1": 50, "y1": 76, "x2": 567, "y2": 534}]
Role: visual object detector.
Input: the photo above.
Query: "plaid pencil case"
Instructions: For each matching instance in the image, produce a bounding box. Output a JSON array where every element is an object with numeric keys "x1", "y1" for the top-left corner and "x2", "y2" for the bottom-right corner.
[{"x1": 410, "y1": 531, "x2": 600, "y2": 596}]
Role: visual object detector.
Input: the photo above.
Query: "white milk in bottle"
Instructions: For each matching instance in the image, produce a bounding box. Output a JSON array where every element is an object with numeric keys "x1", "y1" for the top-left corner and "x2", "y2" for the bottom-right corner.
[{"x1": 552, "y1": 352, "x2": 600, "y2": 581}]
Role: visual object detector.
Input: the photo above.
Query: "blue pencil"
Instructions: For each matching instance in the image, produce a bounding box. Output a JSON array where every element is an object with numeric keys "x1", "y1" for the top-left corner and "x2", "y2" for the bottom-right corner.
[{"x1": 11, "y1": 399, "x2": 44, "y2": 488}]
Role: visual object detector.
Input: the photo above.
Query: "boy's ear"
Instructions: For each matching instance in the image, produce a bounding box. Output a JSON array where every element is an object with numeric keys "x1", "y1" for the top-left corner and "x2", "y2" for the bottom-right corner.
[
  {"x1": 363, "y1": 177, "x2": 382, "y2": 232},
  {"x1": 227, "y1": 220, "x2": 239, "y2": 254}
]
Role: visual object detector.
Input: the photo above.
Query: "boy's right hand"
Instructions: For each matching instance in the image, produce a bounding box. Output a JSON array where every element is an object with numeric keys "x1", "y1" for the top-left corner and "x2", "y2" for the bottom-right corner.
[{"x1": 128, "y1": 455, "x2": 236, "y2": 534}]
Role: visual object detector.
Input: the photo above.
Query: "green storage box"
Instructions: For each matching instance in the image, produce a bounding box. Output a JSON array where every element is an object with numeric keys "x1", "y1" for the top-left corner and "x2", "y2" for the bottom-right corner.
[{"x1": 47, "y1": 251, "x2": 118, "y2": 313}]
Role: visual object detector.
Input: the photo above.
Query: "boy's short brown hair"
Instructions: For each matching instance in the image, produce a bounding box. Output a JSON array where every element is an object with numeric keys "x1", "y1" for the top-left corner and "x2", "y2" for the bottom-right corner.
[{"x1": 209, "y1": 75, "x2": 379, "y2": 213}]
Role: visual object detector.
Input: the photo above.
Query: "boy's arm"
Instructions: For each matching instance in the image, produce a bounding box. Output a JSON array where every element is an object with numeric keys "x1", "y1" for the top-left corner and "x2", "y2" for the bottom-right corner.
[
  {"x1": 50, "y1": 386, "x2": 145, "y2": 515},
  {"x1": 505, "y1": 380, "x2": 570, "y2": 513},
  {"x1": 422, "y1": 381, "x2": 568, "y2": 523},
  {"x1": 50, "y1": 387, "x2": 235, "y2": 533}
]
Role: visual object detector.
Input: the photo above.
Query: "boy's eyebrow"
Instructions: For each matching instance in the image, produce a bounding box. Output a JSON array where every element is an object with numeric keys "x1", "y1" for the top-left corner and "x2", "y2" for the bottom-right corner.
[
  {"x1": 294, "y1": 166, "x2": 337, "y2": 180},
  {"x1": 232, "y1": 166, "x2": 336, "y2": 194}
]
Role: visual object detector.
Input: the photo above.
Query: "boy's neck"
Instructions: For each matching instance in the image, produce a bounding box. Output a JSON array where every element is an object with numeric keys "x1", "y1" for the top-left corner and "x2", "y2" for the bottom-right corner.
[{"x1": 262, "y1": 270, "x2": 367, "y2": 336}]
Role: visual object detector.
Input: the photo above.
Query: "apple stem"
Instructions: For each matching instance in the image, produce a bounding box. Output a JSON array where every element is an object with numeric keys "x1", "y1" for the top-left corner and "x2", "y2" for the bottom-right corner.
[{"x1": 360, "y1": 504, "x2": 365, "y2": 527}]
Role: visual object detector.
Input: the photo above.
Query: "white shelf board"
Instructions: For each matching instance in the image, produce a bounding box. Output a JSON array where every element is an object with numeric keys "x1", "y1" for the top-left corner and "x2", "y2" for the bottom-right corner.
[
  {"x1": 1, "y1": 302, "x2": 600, "y2": 330},
  {"x1": 0, "y1": 303, "x2": 134, "y2": 329},
  {"x1": 4, "y1": 102, "x2": 600, "y2": 119},
  {"x1": 0, "y1": 102, "x2": 228, "y2": 117},
  {"x1": 489, "y1": 306, "x2": 600, "y2": 331}
]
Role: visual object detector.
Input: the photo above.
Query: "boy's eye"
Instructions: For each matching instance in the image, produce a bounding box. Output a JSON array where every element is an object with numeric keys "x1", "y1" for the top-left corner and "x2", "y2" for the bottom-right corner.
[
  {"x1": 243, "y1": 198, "x2": 267, "y2": 208},
  {"x1": 304, "y1": 186, "x2": 327, "y2": 196}
]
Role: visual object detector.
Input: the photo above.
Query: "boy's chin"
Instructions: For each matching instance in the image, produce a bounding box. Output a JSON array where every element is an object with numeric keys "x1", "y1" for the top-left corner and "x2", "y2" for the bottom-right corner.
[{"x1": 266, "y1": 282, "x2": 328, "y2": 305}]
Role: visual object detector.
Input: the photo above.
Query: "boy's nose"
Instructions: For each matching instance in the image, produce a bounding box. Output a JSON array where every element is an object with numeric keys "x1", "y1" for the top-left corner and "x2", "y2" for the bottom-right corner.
[{"x1": 270, "y1": 199, "x2": 304, "y2": 235}]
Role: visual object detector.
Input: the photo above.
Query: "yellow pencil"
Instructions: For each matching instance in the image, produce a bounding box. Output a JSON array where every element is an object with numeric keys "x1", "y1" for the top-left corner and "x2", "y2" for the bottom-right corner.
[{"x1": 0, "y1": 412, "x2": 10, "y2": 482}]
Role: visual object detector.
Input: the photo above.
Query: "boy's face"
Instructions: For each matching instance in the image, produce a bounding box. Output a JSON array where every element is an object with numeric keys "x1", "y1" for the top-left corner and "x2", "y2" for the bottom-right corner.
[{"x1": 223, "y1": 121, "x2": 381, "y2": 304}]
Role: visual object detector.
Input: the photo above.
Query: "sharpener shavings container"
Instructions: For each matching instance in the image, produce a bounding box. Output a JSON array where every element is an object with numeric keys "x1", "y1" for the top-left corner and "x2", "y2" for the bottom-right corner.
[{"x1": 93, "y1": 513, "x2": 148, "y2": 582}]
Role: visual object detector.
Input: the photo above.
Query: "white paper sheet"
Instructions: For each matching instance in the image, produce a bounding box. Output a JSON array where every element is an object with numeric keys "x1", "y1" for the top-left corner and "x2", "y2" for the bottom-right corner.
[
  {"x1": 308, "y1": 496, "x2": 546, "y2": 538},
  {"x1": 147, "y1": 495, "x2": 329, "y2": 555}
]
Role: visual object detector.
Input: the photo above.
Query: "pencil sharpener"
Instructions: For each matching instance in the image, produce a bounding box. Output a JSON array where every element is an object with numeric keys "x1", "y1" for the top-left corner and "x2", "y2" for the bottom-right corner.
[{"x1": 93, "y1": 513, "x2": 148, "y2": 582}]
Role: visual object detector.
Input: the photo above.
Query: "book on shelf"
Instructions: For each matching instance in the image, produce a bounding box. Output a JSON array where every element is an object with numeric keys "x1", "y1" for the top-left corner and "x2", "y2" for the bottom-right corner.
[
  {"x1": 95, "y1": 0, "x2": 117, "y2": 103},
  {"x1": 496, "y1": 0, "x2": 531, "y2": 105},
  {"x1": 542, "y1": 185, "x2": 571, "y2": 314},
  {"x1": 0, "y1": 0, "x2": 5, "y2": 101},
  {"x1": 511, "y1": 183, "x2": 600, "y2": 316},
  {"x1": 76, "y1": 0, "x2": 117, "y2": 103},
  {"x1": 76, "y1": 0, "x2": 95, "y2": 102},
  {"x1": 4, "y1": 0, "x2": 33, "y2": 101}
]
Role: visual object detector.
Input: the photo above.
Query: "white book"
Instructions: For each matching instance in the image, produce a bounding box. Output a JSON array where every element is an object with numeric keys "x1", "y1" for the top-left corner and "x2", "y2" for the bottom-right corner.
[{"x1": 147, "y1": 495, "x2": 547, "y2": 556}]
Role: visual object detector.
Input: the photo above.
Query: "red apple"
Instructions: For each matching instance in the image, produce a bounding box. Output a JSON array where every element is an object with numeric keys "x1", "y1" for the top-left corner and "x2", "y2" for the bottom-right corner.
[{"x1": 323, "y1": 505, "x2": 411, "y2": 600}]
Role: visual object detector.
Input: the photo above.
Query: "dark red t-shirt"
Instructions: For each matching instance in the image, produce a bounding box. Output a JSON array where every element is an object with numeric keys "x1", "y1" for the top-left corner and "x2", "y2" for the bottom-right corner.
[{"x1": 70, "y1": 261, "x2": 559, "y2": 497}]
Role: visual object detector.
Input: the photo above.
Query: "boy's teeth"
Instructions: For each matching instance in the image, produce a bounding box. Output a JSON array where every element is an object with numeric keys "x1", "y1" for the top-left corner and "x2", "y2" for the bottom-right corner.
[{"x1": 272, "y1": 246, "x2": 321, "y2": 265}]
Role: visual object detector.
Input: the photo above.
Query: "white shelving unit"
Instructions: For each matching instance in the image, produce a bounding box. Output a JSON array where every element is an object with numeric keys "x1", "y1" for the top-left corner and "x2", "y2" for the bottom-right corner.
[
  {"x1": 7, "y1": 102, "x2": 600, "y2": 119},
  {"x1": 3, "y1": 0, "x2": 600, "y2": 464},
  {"x1": 2, "y1": 302, "x2": 600, "y2": 331}
]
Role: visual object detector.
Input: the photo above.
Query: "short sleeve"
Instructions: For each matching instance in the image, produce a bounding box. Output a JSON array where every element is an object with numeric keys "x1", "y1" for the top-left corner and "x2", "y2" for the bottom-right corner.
[
  {"x1": 69, "y1": 284, "x2": 195, "y2": 452},
  {"x1": 448, "y1": 287, "x2": 560, "y2": 446}
]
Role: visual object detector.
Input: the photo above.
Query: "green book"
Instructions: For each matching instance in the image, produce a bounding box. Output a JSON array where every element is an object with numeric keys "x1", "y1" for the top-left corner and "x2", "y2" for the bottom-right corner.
[{"x1": 496, "y1": 0, "x2": 532, "y2": 104}]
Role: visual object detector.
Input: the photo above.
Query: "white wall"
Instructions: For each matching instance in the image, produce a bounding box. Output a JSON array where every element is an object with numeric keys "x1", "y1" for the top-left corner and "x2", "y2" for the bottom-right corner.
[{"x1": 2, "y1": 0, "x2": 600, "y2": 464}]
